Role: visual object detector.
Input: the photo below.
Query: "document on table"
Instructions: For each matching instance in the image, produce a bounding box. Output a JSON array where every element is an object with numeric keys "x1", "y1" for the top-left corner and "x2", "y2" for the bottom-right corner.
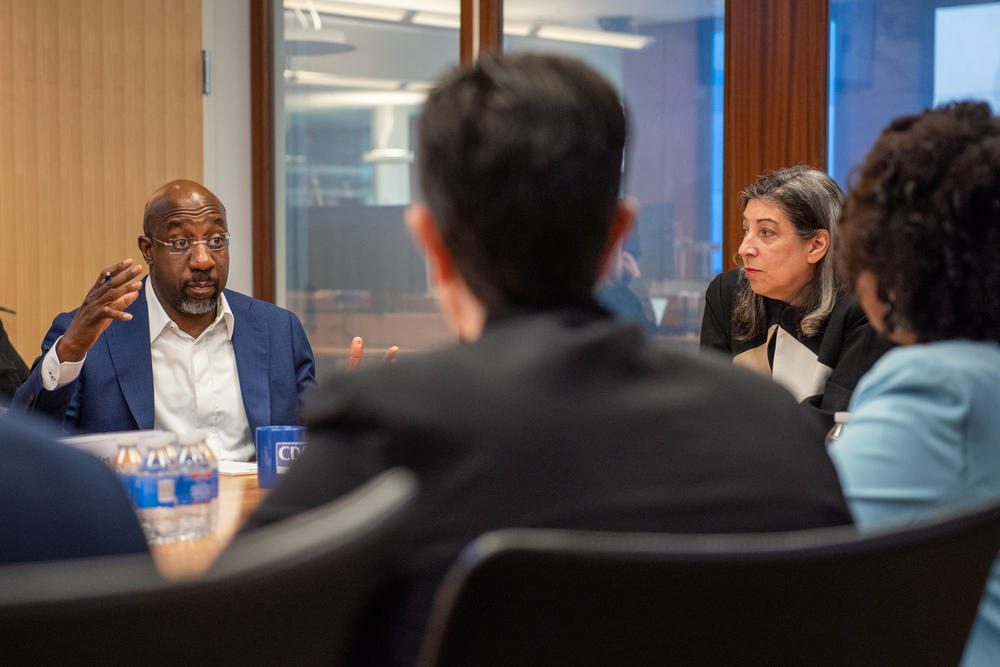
[{"x1": 219, "y1": 460, "x2": 257, "y2": 475}]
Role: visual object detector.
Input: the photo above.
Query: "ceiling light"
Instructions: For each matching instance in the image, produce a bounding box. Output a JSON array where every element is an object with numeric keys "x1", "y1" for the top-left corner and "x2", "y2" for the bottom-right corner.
[
  {"x1": 285, "y1": 0, "x2": 408, "y2": 23},
  {"x1": 286, "y1": 90, "x2": 428, "y2": 109},
  {"x1": 410, "y1": 11, "x2": 460, "y2": 29},
  {"x1": 362, "y1": 148, "x2": 414, "y2": 163},
  {"x1": 284, "y1": 69, "x2": 403, "y2": 90},
  {"x1": 503, "y1": 22, "x2": 534, "y2": 37},
  {"x1": 403, "y1": 80, "x2": 435, "y2": 91}
]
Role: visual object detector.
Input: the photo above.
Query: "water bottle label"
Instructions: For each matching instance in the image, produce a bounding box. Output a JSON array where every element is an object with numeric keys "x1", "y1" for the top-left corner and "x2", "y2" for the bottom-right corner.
[
  {"x1": 133, "y1": 476, "x2": 177, "y2": 509},
  {"x1": 276, "y1": 440, "x2": 306, "y2": 474},
  {"x1": 176, "y1": 473, "x2": 213, "y2": 506},
  {"x1": 209, "y1": 469, "x2": 219, "y2": 499}
]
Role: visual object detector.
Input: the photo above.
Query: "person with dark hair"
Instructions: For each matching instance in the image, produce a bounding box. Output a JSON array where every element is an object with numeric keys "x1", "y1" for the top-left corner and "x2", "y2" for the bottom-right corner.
[
  {"x1": 10, "y1": 180, "x2": 316, "y2": 461},
  {"x1": 242, "y1": 53, "x2": 851, "y2": 666},
  {"x1": 829, "y1": 101, "x2": 1000, "y2": 666},
  {"x1": 700, "y1": 166, "x2": 891, "y2": 430}
]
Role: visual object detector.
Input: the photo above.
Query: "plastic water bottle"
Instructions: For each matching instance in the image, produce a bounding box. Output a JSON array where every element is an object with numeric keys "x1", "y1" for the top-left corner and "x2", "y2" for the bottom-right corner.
[
  {"x1": 198, "y1": 436, "x2": 220, "y2": 533},
  {"x1": 112, "y1": 433, "x2": 143, "y2": 502},
  {"x1": 825, "y1": 411, "x2": 850, "y2": 449},
  {"x1": 175, "y1": 431, "x2": 214, "y2": 540},
  {"x1": 134, "y1": 433, "x2": 180, "y2": 544}
]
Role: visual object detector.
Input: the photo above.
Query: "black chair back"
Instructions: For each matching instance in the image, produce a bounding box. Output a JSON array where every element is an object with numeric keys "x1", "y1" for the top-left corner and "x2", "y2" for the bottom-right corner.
[
  {"x1": 0, "y1": 467, "x2": 417, "y2": 666},
  {"x1": 419, "y1": 499, "x2": 1000, "y2": 667}
]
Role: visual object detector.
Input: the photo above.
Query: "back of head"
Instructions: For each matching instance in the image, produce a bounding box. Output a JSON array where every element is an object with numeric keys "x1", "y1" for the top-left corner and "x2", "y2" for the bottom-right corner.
[
  {"x1": 840, "y1": 101, "x2": 1000, "y2": 343},
  {"x1": 417, "y1": 53, "x2": 627, "y2": 310}
]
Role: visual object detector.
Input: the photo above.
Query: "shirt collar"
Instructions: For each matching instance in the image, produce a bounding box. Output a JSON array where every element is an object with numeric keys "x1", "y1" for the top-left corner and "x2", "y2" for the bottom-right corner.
[{"x1": 145, "y1": 278, "x2": 234, "y2": 342}]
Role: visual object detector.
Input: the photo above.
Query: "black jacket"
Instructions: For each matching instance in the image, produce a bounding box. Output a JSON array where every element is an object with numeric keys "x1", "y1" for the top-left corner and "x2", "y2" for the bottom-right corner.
[
  {"x1": 244, "y1": 302, "x2": 853, "y2": 665},
  {"x1": 0, "y1": 319, "x2": 28, "y2": 406},
  {"x1": 701, "y1": 269, "x2": 893, "y2": 431}
]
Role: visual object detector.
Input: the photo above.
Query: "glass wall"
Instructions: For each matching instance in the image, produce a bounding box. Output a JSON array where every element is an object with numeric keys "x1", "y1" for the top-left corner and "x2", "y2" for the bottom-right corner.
[
  {"x1": 276, "y1": 0, "x2": 724, "y2": 379},
  {"x1": 828, "y1": 0, "x2": 1000, "y2": 187},
  {"x1": 503, "y1": 0, "x2": 725, "y2": 347},
  {"x1": 278, "y1": 0, "x2": 460, "y2": 378}
]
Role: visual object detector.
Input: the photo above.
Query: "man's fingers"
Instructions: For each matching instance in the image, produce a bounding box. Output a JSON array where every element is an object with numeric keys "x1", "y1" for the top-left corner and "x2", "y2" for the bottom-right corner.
[
  {"x1": 101, "y1": 305, "x2": 134, "y2": 321},
  {"x1": 109, "y1": 290, "x2": 141, "y2": 313},
  {"x1": 384, "y1": 346, "x2": 399, "y2": 363},
  {"x1": 95, "y1": 259, "x2": 137, "y2": 288},
  {"x1": 348, "y1": 336, "x2": 364, "y2": 369}
]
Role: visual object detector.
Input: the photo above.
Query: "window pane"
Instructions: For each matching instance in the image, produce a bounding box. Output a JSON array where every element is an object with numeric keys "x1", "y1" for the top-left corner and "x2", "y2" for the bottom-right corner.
[
  {"x1": 829, "y1": 0, "x2": 1000, "y2": 187},
  {"x1": 278, "y1": 1, "x2": 460, "y2": 380},
  {"x1": 504, "y1": 1, "x2": 725, "y2": 349}
]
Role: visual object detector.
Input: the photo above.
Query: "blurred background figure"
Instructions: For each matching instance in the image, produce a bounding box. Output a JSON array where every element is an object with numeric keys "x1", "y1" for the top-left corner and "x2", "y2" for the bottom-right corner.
[
  {"x1": 829, "y1": 101, "x2": 1000, "y2": 667},
  {"x1": 597, "y1": 225, "x2": 657, "y2": 334},
  {"x1": 700, "y1": 166, "x2": 891, "y2": 430},
  {"x1": 0, "y1": 313, "x2": 28, "y2": 408}
]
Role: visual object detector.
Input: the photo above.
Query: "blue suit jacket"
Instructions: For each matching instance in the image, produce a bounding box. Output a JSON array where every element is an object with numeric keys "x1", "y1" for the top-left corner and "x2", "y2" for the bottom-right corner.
[
  {"x1": 11, "y1": 285, "x2": 316, "y2": 437},
  {"x1": 0, "y1": 412, "x2": 149, "y2": 564}
]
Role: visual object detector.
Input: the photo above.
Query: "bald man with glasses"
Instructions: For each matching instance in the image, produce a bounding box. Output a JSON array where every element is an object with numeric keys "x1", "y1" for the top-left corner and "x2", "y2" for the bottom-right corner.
[{"x1": 11, "y1": 180, "x2": 316, "y2": 462}]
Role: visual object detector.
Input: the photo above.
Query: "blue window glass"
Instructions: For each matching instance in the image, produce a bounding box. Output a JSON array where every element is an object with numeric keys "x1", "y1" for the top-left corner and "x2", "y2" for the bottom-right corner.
[{"x1": 829, "y1": 0, "x2": 1000, "y2": 188}]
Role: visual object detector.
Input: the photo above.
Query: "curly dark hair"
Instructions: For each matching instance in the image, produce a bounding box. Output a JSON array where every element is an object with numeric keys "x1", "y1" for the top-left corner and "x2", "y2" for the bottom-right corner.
[{"x1": 839, "y1": 101, "x2": 1000, "y2": 343}]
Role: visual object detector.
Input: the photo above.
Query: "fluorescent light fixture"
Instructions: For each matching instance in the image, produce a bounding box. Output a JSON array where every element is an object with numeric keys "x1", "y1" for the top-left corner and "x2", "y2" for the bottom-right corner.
[
  {"x1": 291, "y1": 6, "x2": 310, "y2": 29},
  {"x1": 284, "y1": 69, "x2": 403, "y2": 90},
  {"x1": 534, "y1": 25, "x2": 652, "y2": 50},
  {"x1": 410, "y1": 11, "x2": 460, "y2": 29},
  {"x1": 362, "y1": 148, "x2": 414, "y2": 162},
  {"x1": 284, "y1": 1, "x2": 653, "y2": 50},
  {"x1": 308, "y1": 1, "x2": 323, "y2": 30},
  {"x1": 286, "y1": 90, "x2": 428, "y2": 109},
  {"x1": 503, "y1": 21, "x2": 534, "y2": 37},
  {"x1": 285, "y1": 0, "x2": 408, "y2": 23},
  {"x1": 403, "y1": 80, "x2": 435, "y2": 91}
]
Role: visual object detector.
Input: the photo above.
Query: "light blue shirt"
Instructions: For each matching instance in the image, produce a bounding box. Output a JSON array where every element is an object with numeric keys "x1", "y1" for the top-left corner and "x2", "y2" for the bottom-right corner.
[{"x1": 830, "y1": 340, "x2": 1000, "y2": 667}]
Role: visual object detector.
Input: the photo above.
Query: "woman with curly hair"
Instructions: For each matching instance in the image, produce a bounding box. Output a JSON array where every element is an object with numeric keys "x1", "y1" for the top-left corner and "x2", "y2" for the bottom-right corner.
[
  {"x1": 829, "y1": 101, "x2": 1000, "y2": 666},
  {"x1": 701, "y1": 166, "x2": 890, "y2": 430}
]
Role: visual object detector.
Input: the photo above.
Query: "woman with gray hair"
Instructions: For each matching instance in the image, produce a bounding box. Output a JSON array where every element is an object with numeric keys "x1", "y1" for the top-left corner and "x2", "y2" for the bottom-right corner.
[{"x1": 700, "y1": 166, "x2": 890, "y2": 431}]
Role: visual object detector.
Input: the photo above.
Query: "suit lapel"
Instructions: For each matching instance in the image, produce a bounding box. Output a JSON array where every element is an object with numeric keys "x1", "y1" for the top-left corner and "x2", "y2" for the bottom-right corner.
[
  {"x1": 229, "y1": 291, "x2": 270, "y2": 432},
  {"x1": 105, "y1": 286, "x2": 155, "y2": 429}
]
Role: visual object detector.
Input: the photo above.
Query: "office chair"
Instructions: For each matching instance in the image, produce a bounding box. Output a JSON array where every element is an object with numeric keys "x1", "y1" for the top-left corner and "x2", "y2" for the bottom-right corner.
[
  {"x1": 418, "y1": 498, "x2": 1000, "y2": 667},
  {"x1": 0, "y1": 467, "x2": 417, "y2": 666}
]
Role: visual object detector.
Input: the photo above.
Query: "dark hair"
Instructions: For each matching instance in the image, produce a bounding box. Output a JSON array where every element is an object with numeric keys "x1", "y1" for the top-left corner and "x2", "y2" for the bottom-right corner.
[
  {"x1": 416, "y1": 53, "x2": 627, "y2": 310},
  {"x1": 733, "y1": 166, "x2": 846, "y2": 340},
  {"x1": 839, "y1": 101, "x2": 1000, "y2": 343}
]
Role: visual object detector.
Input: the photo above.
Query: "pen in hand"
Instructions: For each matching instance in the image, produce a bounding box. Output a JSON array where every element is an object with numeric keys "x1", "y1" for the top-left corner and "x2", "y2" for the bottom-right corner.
[{"x1": 104, "y1": 272, "x2": 111, "y2": 284}]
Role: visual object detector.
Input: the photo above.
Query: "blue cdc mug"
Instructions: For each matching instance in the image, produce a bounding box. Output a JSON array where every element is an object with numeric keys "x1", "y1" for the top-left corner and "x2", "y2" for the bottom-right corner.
[{"x1": 256, "y1": 425, "x2": 306, "y2": 489}]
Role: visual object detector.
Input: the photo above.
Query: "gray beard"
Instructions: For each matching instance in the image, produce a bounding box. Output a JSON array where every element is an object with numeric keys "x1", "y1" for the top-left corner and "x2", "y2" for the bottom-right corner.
[{"x1": 177, "y1": 295, "x2": 218, "y2": 316}]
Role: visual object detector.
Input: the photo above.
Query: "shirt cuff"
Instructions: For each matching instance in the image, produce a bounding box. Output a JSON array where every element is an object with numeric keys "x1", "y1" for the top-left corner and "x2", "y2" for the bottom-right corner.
[{"x1": 41, "y1": 336, "x2": 86, "y2": 391}]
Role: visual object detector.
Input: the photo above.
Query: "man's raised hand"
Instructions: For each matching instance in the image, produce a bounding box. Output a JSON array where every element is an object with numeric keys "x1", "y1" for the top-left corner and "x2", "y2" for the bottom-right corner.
[{"x1": 56, "y1": 259, "x2": 144, "y2": 362}]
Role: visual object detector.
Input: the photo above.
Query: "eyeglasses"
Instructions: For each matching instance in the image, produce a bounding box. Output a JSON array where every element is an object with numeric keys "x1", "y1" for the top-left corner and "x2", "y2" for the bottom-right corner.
[{"x1": 147, "y1": 233, "x2": 230, "y2": 255}]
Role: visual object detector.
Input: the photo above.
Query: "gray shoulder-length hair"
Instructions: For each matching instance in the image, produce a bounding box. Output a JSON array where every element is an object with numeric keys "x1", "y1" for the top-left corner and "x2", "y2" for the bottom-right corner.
[{"x1": 734, "y1": 165, "x2": 846, "y2": 341}]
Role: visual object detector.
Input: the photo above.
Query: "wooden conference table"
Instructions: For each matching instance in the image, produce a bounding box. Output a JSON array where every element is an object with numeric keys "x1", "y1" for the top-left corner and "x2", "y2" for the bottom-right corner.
[{"x1": 150, "y1": 471, "x2": 266, "y2": 580}]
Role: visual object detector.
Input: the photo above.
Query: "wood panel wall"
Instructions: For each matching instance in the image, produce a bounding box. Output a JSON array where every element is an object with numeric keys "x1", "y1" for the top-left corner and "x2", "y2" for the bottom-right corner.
[
  {"x1": 250, "y1": 0, "x2": 275, "y2": 304},
  {"x1": 0, "y1": 0, "x2": 202, "y2": 361},
  {"x1": 723, "y1": 0, "x2": 829, "y2": 270}
]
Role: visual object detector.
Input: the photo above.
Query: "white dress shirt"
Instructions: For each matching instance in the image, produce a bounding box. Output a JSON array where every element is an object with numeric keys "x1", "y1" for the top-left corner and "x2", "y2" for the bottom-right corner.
[{"x1": 42, "y1": 280, "x2": 254, "y2": 461}]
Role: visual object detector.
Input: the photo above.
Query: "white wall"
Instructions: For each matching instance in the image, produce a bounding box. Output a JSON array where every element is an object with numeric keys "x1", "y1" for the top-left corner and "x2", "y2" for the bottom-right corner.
[{"x1": 202, "y1": 0, "x2": 253, "y2": 295}]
